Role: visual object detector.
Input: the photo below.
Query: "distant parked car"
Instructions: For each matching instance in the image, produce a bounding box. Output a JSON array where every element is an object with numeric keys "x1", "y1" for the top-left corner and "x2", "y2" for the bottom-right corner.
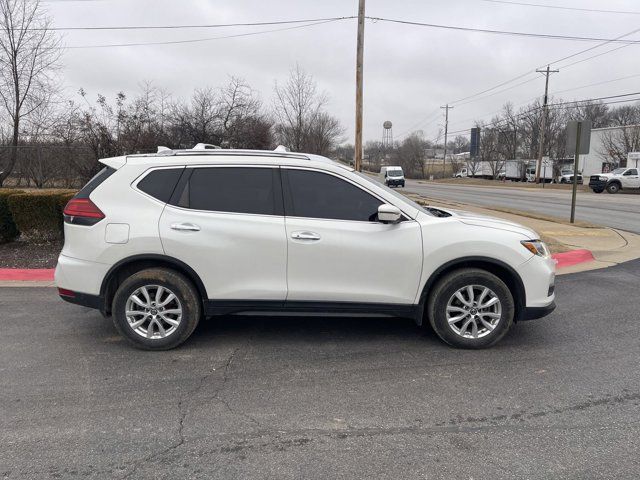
[
  {"x1": 556, "y1": 169, "x2": 583, "y2": 185},
  {"x1": 589, "y1": 167, "x2": 640, "y2": 194}
]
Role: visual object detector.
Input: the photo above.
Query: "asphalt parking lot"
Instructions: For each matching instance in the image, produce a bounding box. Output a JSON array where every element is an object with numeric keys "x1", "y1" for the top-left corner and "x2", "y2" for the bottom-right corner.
[
  {"x1": 404, "y1": 180, "x2": 640, "y2": 233},
  {"x1": 2, "y1": 260, "x2": 640, "y2": 479}
]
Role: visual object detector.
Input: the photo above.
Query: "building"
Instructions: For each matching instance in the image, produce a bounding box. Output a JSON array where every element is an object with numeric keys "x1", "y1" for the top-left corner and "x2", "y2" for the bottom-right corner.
[{"x1": 578, "y1": 124, "x2": 640, "y2": 177}]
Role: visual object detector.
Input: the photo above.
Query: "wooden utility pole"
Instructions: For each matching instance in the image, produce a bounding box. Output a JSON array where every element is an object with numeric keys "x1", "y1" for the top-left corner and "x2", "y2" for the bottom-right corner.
[
  {"x1": 441, "y1": 104, "x2": 452, "y2": 177},
  {"x1": 354, "y1": 0, "x2": 365, "y2": 171},
  {"x1": 535, "y1": 65, "x2": 559, "y2": 183}
]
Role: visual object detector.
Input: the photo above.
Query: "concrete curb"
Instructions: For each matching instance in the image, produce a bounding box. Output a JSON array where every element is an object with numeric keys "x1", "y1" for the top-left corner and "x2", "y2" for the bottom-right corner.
[
  {"x1": 552, "y1": 249, "x2": 595, "y2": 269},
  {"x1": 0, "y1": 268, "x2": 55, "y2": 281}
]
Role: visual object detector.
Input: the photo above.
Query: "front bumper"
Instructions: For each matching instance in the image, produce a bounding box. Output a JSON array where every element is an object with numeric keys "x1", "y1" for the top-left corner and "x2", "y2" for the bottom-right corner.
[
  {"x1": 589, "y1": 179, "x2": 606, "y2": 190},
  {"x1": 386, "y1": 179, "x2": 405, "y2": 186}
]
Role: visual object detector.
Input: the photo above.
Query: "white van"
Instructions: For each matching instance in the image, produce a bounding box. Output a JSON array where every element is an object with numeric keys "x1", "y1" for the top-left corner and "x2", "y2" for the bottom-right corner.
[{"x1": 379, "y1": 166, "x2": 405, "y2": 188}]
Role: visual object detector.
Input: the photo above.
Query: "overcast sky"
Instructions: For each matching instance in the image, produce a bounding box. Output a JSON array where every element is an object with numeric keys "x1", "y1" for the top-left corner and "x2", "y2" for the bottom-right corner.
[{"x1": 45, "y1": 0, "x2": 640, "y2": 145}]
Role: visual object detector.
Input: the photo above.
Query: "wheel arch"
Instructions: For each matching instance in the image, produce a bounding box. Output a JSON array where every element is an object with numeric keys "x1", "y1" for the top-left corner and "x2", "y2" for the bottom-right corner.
[
  {"x1": 100, "y1": 254, "x2": 208, "y2": 315},
  {"x1": 419, "y1": 256, "x2": 526, "y2": 323}
]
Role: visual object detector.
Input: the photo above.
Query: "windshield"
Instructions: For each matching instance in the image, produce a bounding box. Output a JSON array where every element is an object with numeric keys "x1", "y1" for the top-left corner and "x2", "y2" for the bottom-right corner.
[
  {"x1": 355, "y1": 172, "x2": 432, "y2": 216},
  {"x1": 611, "y1": 168, "x2": 626, "y2": 175},
  {"x1": 387, "y1": 169, "x2": 403, "y2": 177}
]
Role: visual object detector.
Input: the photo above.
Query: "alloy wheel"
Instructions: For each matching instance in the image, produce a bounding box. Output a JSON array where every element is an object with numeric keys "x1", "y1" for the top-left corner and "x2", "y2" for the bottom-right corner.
[
  {"x1": 125, "y1": 285, "x2": 183, "y2": 339},
  {"x1": 445, "y1": 285, "x2": 502, "y2": 339}
]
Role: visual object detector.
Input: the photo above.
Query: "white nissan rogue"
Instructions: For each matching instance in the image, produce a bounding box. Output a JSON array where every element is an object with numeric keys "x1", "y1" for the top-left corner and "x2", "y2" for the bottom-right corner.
[{"x1": 56, "y1": 146, "x2": 556, "y2": 350}]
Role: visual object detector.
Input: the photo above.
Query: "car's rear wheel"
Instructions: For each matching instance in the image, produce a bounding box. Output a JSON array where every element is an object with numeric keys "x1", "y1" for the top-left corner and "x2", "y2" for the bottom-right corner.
[
  {"x1": 112, "y1": 268, "x2": 201, "y2": 350},
  {"x1": 606, "y1": 182, "x2": 620, "y2": 194},
  {"x1": 427, "y1": 269, "x2": 514, "y2": 349}
]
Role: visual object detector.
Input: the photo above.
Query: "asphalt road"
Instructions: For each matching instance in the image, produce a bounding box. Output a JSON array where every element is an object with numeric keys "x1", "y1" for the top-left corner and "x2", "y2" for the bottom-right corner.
[
  {"x1": 2, "y1": 261, "x2": 640, "y2": 479},
  {"x1": 404, "y1": 180, "x2": 640, "y2": 233}
]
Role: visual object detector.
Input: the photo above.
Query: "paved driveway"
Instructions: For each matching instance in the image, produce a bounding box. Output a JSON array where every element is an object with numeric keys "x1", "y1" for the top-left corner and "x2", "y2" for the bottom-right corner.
[
  {"x1": 2, "y1": 260, "x2": 639, "y2": 479},
  {"x1": 404, "y1": 180, "x2": 640, "y2": 233}
]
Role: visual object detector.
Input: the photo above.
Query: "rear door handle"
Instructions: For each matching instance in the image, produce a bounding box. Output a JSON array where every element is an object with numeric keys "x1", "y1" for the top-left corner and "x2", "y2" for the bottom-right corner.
[
  {"x1": 291, "y1": 231, "x2": 321, "y2": 241},
  {"x1": 170, "y1": 222, "x2": 201, "y2": 232}
]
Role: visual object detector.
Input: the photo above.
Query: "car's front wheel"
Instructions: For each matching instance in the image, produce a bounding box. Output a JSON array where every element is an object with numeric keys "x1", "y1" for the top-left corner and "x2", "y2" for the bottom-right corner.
[
  {"x1": 427, "y1": 268, "x2": 515, "y2": 349},
  {"x1": 606, "y1": 182, "x2": 620, "y2": 194},
  {"x1": 112, "y1": 268, "x2": 201, "y2": 350}
]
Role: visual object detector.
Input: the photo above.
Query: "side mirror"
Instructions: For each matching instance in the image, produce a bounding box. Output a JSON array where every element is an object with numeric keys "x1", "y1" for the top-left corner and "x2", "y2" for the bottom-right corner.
[{"x1": 378, "y1": 204, "x2": 402, "y2": 224}]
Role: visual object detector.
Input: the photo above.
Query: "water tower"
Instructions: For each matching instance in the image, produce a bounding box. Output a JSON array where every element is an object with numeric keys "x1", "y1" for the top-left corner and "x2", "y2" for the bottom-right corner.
[{"x1": 382, "y1": 121, "x2": 393, "y2": 148}]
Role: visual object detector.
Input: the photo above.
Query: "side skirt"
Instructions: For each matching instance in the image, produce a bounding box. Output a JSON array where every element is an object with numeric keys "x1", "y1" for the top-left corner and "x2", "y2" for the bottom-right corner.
[{"x1": 204, "y1": 300, "x2": 421, "y2": 321}]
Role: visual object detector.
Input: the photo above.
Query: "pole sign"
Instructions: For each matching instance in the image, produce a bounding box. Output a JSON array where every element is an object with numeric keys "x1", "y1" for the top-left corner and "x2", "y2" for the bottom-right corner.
[
  {"x1": 566, "y1": 120, "x2": 592, "y2": 155},
  {"x1": 470, "y1": 127, "x2": 481, "y2": 157}
]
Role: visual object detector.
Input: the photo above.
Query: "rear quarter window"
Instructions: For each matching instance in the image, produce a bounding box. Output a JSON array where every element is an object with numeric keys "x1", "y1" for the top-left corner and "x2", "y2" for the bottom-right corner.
[
  {"x1": 137, "y1": 168, "x2": 185, "y2": 203},
  {"x1": 75, "y1": 167, "x2": 116, "y2": 199}
]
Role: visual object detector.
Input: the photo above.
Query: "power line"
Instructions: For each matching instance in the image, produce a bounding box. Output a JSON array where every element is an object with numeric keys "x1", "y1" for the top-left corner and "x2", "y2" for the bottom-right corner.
[
  {"x1": 43, "y1": 17, "x2": 357, "y2": 31},
  {"x1": 53, "y1": 15, "x2": 640, "y2": 45},
  {"x1": 447, "y1": 26, "x2": 640, "y2": 107},
  {"x1": 554, "y1": 73, "x2": 640, "y2": 95},
  {"x1": 63, "y1": 19, "x2": 346, "y2": 49},
  {"x1": 479, "y1": 0, "x2": 640, "y2": 15},
  {"x1": 446, "y1": 92, "x2": 640, "y2": 136},
  {"x1": 368, "y1": 17, "x2": 640, "y2": 44}
]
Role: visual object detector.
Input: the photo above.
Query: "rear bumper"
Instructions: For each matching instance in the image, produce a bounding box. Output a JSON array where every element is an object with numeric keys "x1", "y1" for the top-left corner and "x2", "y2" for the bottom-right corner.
[
  {"x1": 59, "y1": 289, "x2": 104, "y2": 310},
  {"x1": 519, "y1": 301, "x2": 556, "y2": 321}
]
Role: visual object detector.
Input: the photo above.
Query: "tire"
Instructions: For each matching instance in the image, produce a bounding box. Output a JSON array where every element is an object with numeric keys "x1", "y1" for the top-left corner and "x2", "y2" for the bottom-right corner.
[
  {"x1": 427, "y1": 268, "x2": 515, "y2": 349},
  {"x1": 112, "y1": 268, "x2": 202, "y2": 350},
  {"x1": 592, "y1": 189, "x2": 603, "y2": 194},
  {"x1": 606, "y1": 182, "x2": 620, "y2": 194}
]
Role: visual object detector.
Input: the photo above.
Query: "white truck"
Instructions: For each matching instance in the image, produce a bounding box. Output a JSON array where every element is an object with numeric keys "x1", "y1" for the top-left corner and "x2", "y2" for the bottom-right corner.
[
  {"x1": 588, "y1": 167, "x2": 640, "y2": 194},
  {"x1": 454, "y1": 161, "x2": 501, "y2": 180}
]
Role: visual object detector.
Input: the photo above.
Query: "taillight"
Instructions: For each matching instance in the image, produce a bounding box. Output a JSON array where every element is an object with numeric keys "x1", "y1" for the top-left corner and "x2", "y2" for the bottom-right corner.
[{"x1": 63, "y1": 198, "x2": 105, "y2": 226}]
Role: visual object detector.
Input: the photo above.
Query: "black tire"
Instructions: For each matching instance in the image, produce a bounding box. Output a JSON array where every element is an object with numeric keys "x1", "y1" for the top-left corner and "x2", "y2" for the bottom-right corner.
[
  {"x1": 592, "y1": 188, "x2": 604, "y2": 194},
  {"x1": 606, "y1": 182, "x2": 620, "y2": 194},
  {"x1": 112, "y1": 268, "x2": 202, "y2": 350},
  {"x1": 427, "y1": 268, "x2": 515, "y2": 349}
]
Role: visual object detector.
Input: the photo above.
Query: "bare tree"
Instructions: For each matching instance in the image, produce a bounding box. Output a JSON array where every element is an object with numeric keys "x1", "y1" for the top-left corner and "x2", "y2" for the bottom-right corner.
[
  {"x1": 272, "y1": 64, "x2": 342, "y2": 154},
  {"x1": 0, "y1": 0, "x2": 60, "y2": 186},
  {"x1": 599, "y1": 125, "x2": 640, "y2": 167}
]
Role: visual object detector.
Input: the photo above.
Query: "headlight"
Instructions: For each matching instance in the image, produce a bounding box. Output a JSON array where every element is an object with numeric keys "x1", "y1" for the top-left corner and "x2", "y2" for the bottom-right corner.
[
  {"x1": 599, "y1": 176, "x2": 608, "y2": 181},
  {"x1": 521, "y1": 240, "x2": 550, "y2": 257}
]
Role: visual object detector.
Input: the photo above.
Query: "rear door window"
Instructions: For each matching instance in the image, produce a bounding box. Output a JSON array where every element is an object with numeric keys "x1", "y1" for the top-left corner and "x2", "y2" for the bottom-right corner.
[{"x1": 181, "y1": 167, "x2": 282, "y2": 215}]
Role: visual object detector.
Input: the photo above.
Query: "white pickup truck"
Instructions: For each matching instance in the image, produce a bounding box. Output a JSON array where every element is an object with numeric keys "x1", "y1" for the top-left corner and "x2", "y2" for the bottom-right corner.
[{"x1": 588, "y1": 167, "x2": 640, "y2": 194}]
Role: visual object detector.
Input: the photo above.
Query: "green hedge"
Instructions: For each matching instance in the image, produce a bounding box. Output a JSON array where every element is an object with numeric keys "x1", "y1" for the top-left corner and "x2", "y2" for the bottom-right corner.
[
  {"x1": 7, "y1": 190, "x2": 77, "y2": 242},
  {"x1": 0, "y1": 189, "x2": 24, "y2": 243}
]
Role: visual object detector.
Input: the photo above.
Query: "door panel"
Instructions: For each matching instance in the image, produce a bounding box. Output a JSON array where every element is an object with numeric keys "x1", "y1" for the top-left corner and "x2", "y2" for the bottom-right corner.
[
  {"x1": 160, "y1": 207, "x2": 287, "y2": 300},
  {"x1": 281, "y1": 167, "x2": 422, "y2": 304},
  {"x1": 284, "y1": 217, "x2": 423, "y2": 304}
]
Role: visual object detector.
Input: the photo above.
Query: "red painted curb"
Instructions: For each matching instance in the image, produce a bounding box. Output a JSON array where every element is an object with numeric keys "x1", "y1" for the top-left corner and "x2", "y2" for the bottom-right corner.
[
  {"x1": 551, "y1": 249, "x2": 595, "y2": 269},
  {"x1": 0, "y1": 268, "x2": 55, "y2": 281}
]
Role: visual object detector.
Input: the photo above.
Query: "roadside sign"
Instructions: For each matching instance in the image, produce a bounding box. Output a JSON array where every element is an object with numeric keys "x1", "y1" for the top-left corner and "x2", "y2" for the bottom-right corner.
[
  {"x1": 566, "y1": 120, "x2": 592, "y2": 155},
  {"x1": 628, "y1": 152, "x2": 640, "y2": 168},
  {"x1": 470, "y1": 128, "x2": 481, "y2": 157}
]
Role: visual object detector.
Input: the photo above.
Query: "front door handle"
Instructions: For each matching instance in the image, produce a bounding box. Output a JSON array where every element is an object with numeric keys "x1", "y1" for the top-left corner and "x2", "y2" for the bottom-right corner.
[
  {"x1": 170, "y1": 222, "x2": 201, "y2": 232},
  {"x1": 291, "y1": 231, "x2": 321, "y2": 241}
]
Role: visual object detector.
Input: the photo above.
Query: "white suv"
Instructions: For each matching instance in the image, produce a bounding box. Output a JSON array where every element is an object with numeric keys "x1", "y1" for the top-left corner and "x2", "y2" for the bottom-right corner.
[{"x1": 56, "y1": 146, "x2": 556, "y2": 350}]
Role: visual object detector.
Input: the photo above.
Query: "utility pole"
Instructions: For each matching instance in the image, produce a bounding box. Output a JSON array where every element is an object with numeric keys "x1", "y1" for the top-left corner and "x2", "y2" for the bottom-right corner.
[
  {"x1": 535, "y1": 65, "x2": 559, "y2": 183},
  {"x1": 441, "y1": 104, "x2": 452, "y2": 177},
  {"x1": 354, "y1": 0, "x2": 366, "y2": 172}
]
